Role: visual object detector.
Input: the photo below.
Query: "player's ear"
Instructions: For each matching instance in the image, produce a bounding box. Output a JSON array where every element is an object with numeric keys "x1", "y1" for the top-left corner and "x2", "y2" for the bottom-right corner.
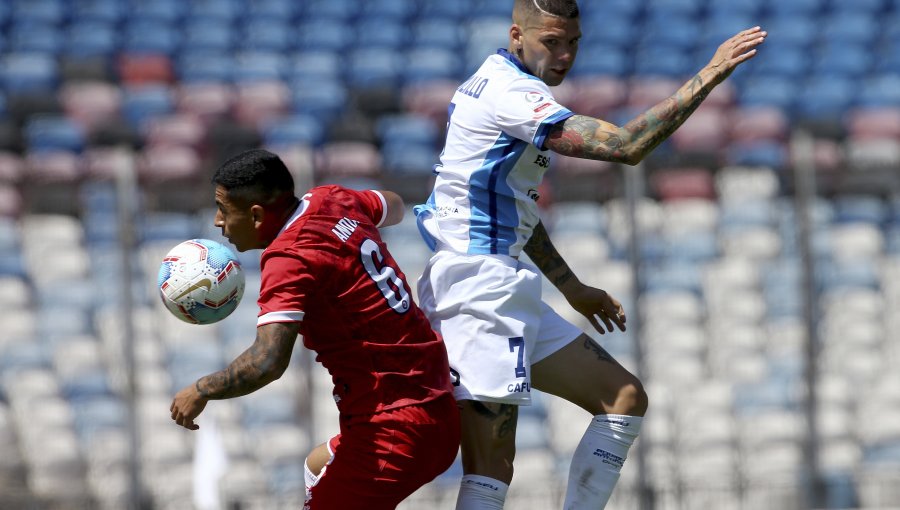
[
  {"x1": 250, "y1": 204, "x2": 266, "y2": 228},
  {"x1": 510, "y1": 24, "x2": 524, "y2": 53}
]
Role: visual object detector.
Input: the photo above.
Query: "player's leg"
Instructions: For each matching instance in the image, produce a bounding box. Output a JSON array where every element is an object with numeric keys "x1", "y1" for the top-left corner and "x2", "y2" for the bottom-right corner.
[
  {"x1": 455, "y1": 399, "x2": 516, "y2": 509},
  {"x1": 306, "y1": 396, "x2": 460, "y2": 510},
  {"x1": 304, "y1": 440, "x2": 333, "y2": 498},
  {"x1": 532, "y1": 332, "x2": 648, "y2": 509}
]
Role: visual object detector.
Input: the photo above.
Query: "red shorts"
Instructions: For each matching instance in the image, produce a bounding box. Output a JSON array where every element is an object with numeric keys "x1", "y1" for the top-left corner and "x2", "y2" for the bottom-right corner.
[{"x1": 305, "y1": 393, "x2": 460, "y2": 510}]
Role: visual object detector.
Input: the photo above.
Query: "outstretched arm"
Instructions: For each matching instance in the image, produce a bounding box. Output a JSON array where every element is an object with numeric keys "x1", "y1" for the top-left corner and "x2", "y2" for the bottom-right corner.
[
  {"x1": 524, "y1": 221, "x2": 625, "y2": 334},
  {"x1": 170, "y1": 321, "x2": 300, "y2": 429},
  {"x1": 546, "y1": 26, "x2": 766, "y2": 165}
]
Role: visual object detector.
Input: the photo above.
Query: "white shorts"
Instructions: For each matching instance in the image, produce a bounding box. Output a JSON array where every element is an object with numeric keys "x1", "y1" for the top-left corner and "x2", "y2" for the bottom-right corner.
[{"x1": 417, "y1": 250, "x2": 582, "y2": 405}]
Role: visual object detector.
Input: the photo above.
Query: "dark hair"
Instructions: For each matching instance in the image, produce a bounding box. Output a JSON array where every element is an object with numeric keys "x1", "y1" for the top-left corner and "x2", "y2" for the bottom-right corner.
[
  {"x1": 212, "y1": 149, "x2": 294, "y2": 205},
  {"x1": 515, "y1": 0, "x2": 580, "y2": 19}
]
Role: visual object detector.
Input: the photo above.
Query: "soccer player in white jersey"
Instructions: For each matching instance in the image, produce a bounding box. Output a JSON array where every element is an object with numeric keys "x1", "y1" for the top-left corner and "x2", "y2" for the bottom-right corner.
[{"x1": 414, "y1": 0, "x2": 766, "y2": 508}]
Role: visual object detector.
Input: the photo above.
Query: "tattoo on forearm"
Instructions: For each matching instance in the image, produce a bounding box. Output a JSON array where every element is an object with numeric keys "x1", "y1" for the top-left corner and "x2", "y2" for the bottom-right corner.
[
  {"x1": 582, "y1": 336, "x2": 616, "y2": 364},
  {"x1": 196, "y1": 331, "x2": 294, "y2": 399},
  {"x1": 524, "y1": 222, "x2": 574, "y2": 288},
  {"x1": 548, "y1": 73, "x2": 712, "y2": 163}
]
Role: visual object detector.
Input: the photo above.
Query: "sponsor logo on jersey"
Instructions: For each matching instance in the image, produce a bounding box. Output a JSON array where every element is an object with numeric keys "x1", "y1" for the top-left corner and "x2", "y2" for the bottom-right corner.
[
  {"x1": 525, "y1": 91, "x2": 544, "y2": 103},
  {"x1": 507, "y1": 381, "x2": 531, "y2": 393}
]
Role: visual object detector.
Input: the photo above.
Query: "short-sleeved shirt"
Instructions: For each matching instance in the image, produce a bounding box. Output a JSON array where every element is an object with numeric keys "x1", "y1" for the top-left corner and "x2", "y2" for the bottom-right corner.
[
  {"x1": 415, "y1": 49, "x2": 574, "y2": 257},
  {"x1": 258, "y1": 185, "x2": 452, "y2": 416}
]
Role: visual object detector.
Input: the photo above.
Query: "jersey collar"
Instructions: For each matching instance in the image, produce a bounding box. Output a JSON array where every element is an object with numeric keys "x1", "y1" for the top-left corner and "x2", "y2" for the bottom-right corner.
[{"x1": 497, "y1": 48, "x2": 535, "y2": 77}]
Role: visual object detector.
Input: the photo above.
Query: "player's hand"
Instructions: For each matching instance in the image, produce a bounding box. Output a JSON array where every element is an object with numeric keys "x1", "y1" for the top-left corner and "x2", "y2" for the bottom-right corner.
[
  {"x1": 705, "y1": 26, "x2": 767, "y2": 84},
  {"x1": 170, "y1": 383, "x2": 208, "y2": 430},
  {"x1": 563, "y1": 282, "x2": 626, "y2": 335}
]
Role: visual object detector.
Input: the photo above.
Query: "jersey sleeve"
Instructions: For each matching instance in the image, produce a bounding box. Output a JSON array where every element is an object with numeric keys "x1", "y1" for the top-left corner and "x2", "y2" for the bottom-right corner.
[
  {"x1": 257, "y1": 253, "x2": 314, "y2": 326},
  {"x1": 344, "y1": 188, "x2": 389, "y2": 227},
  {"x1": 495, "y1": 79, "x2": 574, "y2": 149}
]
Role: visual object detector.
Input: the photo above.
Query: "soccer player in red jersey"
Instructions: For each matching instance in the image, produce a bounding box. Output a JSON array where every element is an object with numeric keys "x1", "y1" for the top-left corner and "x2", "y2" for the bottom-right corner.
[{"x1": 169, "y1": 149, "x2": 460, "y2": 509}]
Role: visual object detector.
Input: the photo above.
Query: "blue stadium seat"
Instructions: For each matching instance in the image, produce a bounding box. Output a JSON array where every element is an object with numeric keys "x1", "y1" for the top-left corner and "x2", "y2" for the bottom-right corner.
[
  {"x1": 376, "y1": 114, "x2": 440, "y2": 147},
  {"x1": 580, "y1": 0, "x2": 643, "y2": 18},
  {"x1": 70, "y1": 0, "x2": 125, "y2": 24},
  {"x1": 181, "y1": 19, "x2": 235, "y2": 52},
  {"x1": 857, "y1": 74, "x2": 900, "y2": 107},
  {"x1": 186, "y1": 0, "x2": 242, "y2": 22},
  {"x1": 764, "y1": 0, "x2": 825, "y2": 15},
  {"x1": 232, "y1": 51, "x2": 289, "y2": 83},
  {"x1": 344, "y1": 48, "x2": 404, "y2": 89},
  {"x1": 358, "y1": 0, "x2": 417, "y2": 20},
  {"x1": 63, "y1": 21, "x2": 119, "y2": 58},
  {"x1": 176, "y1": 51, "x2": 234, "y2": 83},
  {"x1": 578, "y1": 16, "x2": 637, "y2": 48},
  {"x1": 820, "y1": 12, "x2": 880, "y2": 45},
  {"x1": 290, "y1": 78, "x2": 348, "y2": 118},
  {"x1": 288, "y1": 51, "x2": 342, "y2": 82},
  {"x1": 818, "y1": 260, "x2": 880, "y2": 290},
  {"x1": 297, "y1": 0, "x2": 356, "y2": 20},
  {"x1": 738, "y1": 76, "x2": 800, "y2": 111},
  {"x1": 411, "y1": 19, "x2": 464, "y2": 50},
  {"x1": 833, "y1": 195, "x2": 889, "y2": 224},
  {"x1": 418, "y1": 0, "x2": 472, "y2": 19},
  {"x1": 0, "y1": 52, "x2": 58, "y2": 93},
  {"x1": 9, "y1": 22, "x2": 63, "y2": 54},
  {"x1": 794, "y1": 76, "x2": 855, "y2": 120},
  {"x1": 643, "y1": 261, "x2": 703, "y2": 294},
  {"x1": 24, "y1": 116, "x2": 85, "y2": 153},
  {"x1": 239, "y1": 19, "x2": 292, "y2": 52},
  {"x1": 126, "y1": 0, "x2": 185, "y2": 23},
  {"x1": 381, "y1": 143, "x2": 438, "y2": 175},
  {"x1": 294, "y1": 19, "x2": 352, "y2": 52},
  {"x1": 470, "y1": 0, "x2": 514, "y2": 18},
  {"x1": 665, "y1": 231, "x2": 719, "y2": 263},
  {"x1": 647, "y1": 0, "x2": 705, "y2": 16},
  {"x1": 140, "y1": 212, "x2": 199, "y2": 242},
  {"x1": 121, "y1": 85, "x2": 175, "y2": 130},
  {"x1": 403, "y1": 47, "x2": 466, "y2": 84},
  {"x1": 353, "y1": 17, "x2": 408, "y2": 49},
  {"x1": 570, "y1": 44, "x2": 630, "y2": 77},
  {"x1": 748, "y1": 45, "x2": 810, "y2": 80},
  {"x1": 759, "y1": 18, "x2": 817, "y2": 48},
  {"x1": 121, "y1": 20, "x2": 181, "y2": 55},
  {"x1": 812, "y1": 43, "x2": 873, "y2": 78},
  {"x1": 11, "y1": 0, "x2": 66, "y2": 25},
  {"x1": 262, "y1": 115, "x2": 326, "y2": 147},
  {"x1": 726, "y1": 140, "x2": 789, "y2": 168},
  {"x1": 633, "y1": 47, "x2": 695, "y2": 78},
  {"x1": 246, "y1": 0, "x2": 297, "y2": 19}
]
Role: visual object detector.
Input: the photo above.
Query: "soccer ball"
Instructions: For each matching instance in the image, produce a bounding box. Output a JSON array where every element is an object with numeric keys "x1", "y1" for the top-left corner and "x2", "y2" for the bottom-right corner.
[{"x1": 157, "y1": 239, "x2": 245, "y2": 325}]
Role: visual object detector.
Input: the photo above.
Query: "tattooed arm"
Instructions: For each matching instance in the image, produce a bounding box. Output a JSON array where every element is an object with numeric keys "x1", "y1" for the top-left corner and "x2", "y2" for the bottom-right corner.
[
  {"x1": 546, "y1": 27, "x2": 766, "y2": 165},
  {"x1": 170, "y1": 322, "x2": 300, "y2": 429},
  {"x1": 524, "y1": 221, "x2": 625, "y2": 334}
]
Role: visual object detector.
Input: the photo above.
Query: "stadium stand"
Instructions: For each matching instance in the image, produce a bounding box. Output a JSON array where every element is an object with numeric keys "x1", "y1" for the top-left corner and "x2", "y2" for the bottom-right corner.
[{"x1": 0, "y1": 0, "x2": 899, "y2": 509}]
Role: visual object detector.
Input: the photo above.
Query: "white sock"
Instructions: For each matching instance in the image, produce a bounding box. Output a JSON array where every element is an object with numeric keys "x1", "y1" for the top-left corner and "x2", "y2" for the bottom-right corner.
[
  {"x1": 456, "y1": 474, "x2": 508, "y2": 510},
  {"x1": 563, "y1": 414, "x2": 643, "y2": 510},
  {"x1": 304, "y1": 459, "x2": 319, "y2": 498}
]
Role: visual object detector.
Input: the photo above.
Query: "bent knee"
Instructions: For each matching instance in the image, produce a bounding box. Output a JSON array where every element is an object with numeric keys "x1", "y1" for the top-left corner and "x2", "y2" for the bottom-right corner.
[{"x1": 615, "y1": 378, "x2": 648, "y2": 416}]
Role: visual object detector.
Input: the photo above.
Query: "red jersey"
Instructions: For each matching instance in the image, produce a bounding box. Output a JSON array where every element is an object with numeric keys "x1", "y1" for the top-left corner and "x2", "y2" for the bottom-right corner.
[{"x1": 257, "y1": 185, "x2": 452, "y2": 416}]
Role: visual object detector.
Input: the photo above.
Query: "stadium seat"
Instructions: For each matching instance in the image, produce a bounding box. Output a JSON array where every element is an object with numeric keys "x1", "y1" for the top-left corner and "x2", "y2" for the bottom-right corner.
[
  {"x1": 262, "y1": 114, "x2": 326, "y2": 148},
  {"x1": 70, "y1": 0, "x2": 124, "y2": 24},
  {"x1": 728, "y1": 106, "x2": 790, "y2": 144},
  {"x1": 117, "y1": 54, "x2": 174, "y2": 85},
  {"x1": 180, "y1": 19, "x2": 234, "y2": 53},
  {"x1": 857, "y1": 74, "x2": 900, "y2": 107},
  {"x1": 59, "y1": 81, "x2": 122, "y2": 133},
  {"x1": 121, "y1": 85, "x2": 175, "y2": 131},
  {"x1": 403, "y1": 47, "x2": 466, "y2": 84},
  {"x1": 24, "y1": 115, "x2": 85, "y2": 153},
  {"x1": 143, "y1": 114, "x2": 206, "y2": 149},
  {"x1": 8, "y1": 22, "x2": 63, "y2": 54},
  {"x1": 120, "y1": 20, "x2": 180, "y2": 56},
  {"x1": 0, "y1": 53, "x2": 58, "y2": 94},
  {"x1": 232, "y1": 51, "x2": 290, "y2": 83},
  {"x1": 290, "y1": 78, "x2": 349, "y2": 120},
  {"x1": 239, "y1": 19, "x2": 292, "y2": 52},
  {"x1": 136, "y1": 145, "x2": 202, "y2": 184},
  {"x1": 232, "y1": 80, "x2": 291, "y2": 128},
  {"x1": 294, "y1": 19, "x2": 352, "y2": 52},
  {"x1": 175, "y1": 81, "x2": 234, "y2": 123},
  {"x1": 315, "y1": 141, "x2": 382, "y2": 180},
  {"x1": 344, "y1": 48, "x2": 404, "y2": 90}
]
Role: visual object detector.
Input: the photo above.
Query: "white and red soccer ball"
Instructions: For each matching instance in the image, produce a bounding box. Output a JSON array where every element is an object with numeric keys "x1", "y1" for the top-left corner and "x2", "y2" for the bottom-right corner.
[{"x1": 158, "y1": 239, "x2": 245, "y2": 324}]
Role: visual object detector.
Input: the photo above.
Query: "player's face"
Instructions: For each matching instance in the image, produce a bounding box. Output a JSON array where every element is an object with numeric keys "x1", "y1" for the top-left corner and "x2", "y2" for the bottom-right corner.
[
  {"x1": 516, "y1": 15, "x2": 581, "y2": 86},
  {"x1": 214, "y1": 185, "x2": 260, "y2": 252}
]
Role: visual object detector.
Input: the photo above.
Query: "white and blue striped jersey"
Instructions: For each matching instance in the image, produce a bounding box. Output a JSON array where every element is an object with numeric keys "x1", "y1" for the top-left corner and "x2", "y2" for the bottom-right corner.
[{"x1": 415, "y1": 49, "x2": 574, "y2": 257}]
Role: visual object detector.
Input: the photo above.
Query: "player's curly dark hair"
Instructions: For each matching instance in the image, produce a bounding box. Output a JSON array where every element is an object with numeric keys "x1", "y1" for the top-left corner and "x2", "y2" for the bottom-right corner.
[
  {"x1": 212, "y1": 149, "x2": 294, "y2": 205},
  {"x1": 514, "y1": 0, "x2": 580, "y2": 19}
]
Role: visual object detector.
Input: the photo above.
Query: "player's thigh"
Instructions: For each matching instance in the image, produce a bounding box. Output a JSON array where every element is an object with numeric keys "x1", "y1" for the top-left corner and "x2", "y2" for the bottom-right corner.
[
  {"x1": 457, "y1": 399, "x2": 518, "y2": 482},
  {"x1": 532, "y1": 333, "x2": 646, "y2": 415}
]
